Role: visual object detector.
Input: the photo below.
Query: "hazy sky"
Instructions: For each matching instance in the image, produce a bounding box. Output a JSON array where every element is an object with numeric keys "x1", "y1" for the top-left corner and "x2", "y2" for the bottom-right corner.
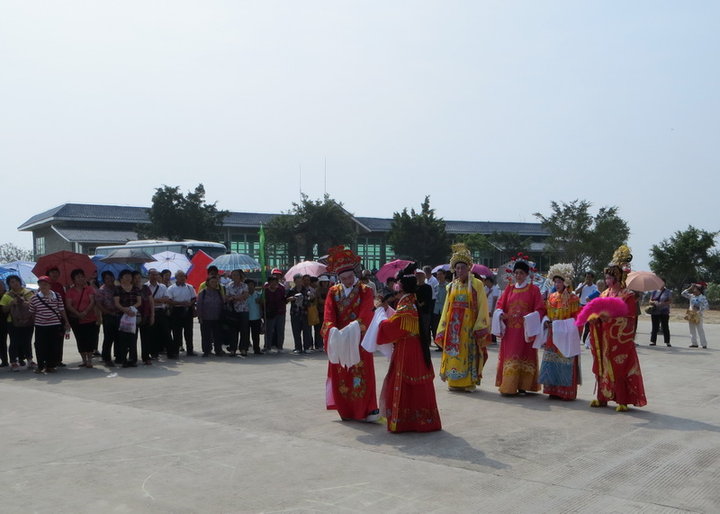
[{"x1": 2, "y1": 1, "x2": 718, "y2": 270}]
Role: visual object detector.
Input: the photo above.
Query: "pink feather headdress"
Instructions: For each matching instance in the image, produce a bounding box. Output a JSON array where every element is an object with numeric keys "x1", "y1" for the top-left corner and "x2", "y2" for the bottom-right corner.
[{"x1": 575, "y1": 297, "x2": 628, "y2": 326}]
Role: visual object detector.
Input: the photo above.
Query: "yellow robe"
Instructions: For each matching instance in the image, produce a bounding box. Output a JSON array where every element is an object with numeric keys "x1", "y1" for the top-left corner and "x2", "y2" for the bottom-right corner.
[{"x1": 435, "y1": 276, "x2": 490, "y2": 389}]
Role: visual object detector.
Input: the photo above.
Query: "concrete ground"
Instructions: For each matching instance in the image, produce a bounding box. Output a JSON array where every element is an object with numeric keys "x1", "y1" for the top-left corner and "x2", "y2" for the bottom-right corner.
[{"x1": 1, "y1": 318, "x2": 718, "y2": 513}]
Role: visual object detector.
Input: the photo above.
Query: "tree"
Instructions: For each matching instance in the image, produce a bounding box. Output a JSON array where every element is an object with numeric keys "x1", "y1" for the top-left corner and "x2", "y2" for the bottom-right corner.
[
  {"x1": 454, "y1": 233, "x2": 494, "y2": 255},
  {"x1": 534, "y1": 200, "x2": 630, "y2": 278},
  {"x1": 649, "y1": 226, "x2": 719, "y2": 293},
  {"x1": 387, "y1": 196, "x2": 451, "y2": 266},
  {"x1": 138, "y1": 184, "x2": 229, "y2": 241},
  {"x1": 265, "y1": 194, "x2": 357, "y2": 262},
  {"x1": 0, "y1": 243, "x2": 33, "y2": 263},
  {"x1": 488, "y1": 231, "x2": 534, "y2": 260}
]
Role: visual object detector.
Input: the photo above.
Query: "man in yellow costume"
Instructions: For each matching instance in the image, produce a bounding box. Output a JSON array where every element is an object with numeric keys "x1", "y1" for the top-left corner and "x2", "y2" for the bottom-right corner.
[{"x1": 435, "y1": 243, "x2": 490, "y2": 392}]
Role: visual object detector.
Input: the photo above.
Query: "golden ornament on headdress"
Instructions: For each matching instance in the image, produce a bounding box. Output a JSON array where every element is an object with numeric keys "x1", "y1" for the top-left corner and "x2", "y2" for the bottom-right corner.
[
  {"x1": 449, "y1": 243, "x2": 473, "y2": 269},
  {"x1": 610, "y1": 245, "x2": 633, "y2": 267},
  {"x1": 605, "y1": 245, "x2": 632, "y2": 288}
]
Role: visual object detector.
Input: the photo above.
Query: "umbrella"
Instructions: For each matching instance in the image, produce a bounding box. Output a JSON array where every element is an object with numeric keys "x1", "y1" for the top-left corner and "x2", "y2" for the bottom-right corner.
[
  {"x1": 284, "y1": 261, "x2": 327, "y2": 282},
  {"x1": 432, "y1": 264, "x2": 450, "y2": 274},
  {"x1": 100, "y1": 248, "x2": 155, "y2": 264},
  {"x1": 471, "y1": 264, "x2": 493, "y2": 278},
  {"x1": 91, "y1": 255, "x2": 132, "y2": 280},
  {"x1": 376, "y1": 259, "x2": 413, "y2": 283},
  {"x1": 143, "y1": 251, "x2": 192, "y2": 276},
  {"x1": 626, "y1": 271, "x2": 664, "y2": 292},
  {"x1": 33, "y1": 250, "x2": 96, "y2": 286},
  {"x1": 186, "y1": 250, "x2": 214, "y2": 291},
  {"x1": 0, "y1": 260, "x2": 38, "y2": 285},
  {"x1": 209, "y1": 253, "x2": 262, "y2": 273}
]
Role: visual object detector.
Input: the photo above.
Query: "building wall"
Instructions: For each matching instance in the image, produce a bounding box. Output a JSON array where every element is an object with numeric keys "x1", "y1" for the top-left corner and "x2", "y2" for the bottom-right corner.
[{"x1": 33, "y1": 226, "x2": 71, "y2": 258}]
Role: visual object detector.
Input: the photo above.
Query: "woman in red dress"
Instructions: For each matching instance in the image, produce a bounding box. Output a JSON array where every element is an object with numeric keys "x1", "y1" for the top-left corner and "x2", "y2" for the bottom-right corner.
[
  {"x1": 587, "y1": 246, "x2": 647, "y2": 412},
  {"x1": 377, "y1": 263, "x2": 441, "y2": 433}
]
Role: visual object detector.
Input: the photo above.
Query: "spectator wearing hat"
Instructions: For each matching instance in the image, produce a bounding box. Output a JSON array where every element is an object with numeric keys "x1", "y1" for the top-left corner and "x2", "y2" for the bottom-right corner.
[
  {"x1": 29, "y1": 275, "x2": 70, "y2": 373},
  {"x1": 0, "y1": 275, "x2": 36, "y2": 370},
  {"x1": 682, "y1": 283, "x2": 709, "y2": 348}
]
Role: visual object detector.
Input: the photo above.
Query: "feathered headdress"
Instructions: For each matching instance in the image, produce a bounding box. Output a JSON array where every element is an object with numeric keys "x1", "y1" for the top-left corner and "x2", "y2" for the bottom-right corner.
[{"x1": 547, "y1": 263, "x2": 575, "y2": 288}]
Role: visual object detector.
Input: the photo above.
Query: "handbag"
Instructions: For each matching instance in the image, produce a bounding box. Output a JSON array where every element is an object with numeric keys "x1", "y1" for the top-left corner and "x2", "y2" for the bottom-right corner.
[
  {"x1": 645, "y1": 304, "x2": 658, "y2": 315},
  {"x1": 684, "y1": 309, "x2": 701, "y2": 324}
]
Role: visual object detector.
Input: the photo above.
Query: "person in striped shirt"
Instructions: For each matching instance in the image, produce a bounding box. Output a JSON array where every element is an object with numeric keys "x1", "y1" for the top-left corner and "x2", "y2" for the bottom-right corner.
[{"x1": 29, "y1": 276, "x2": 70, "y2": 373}]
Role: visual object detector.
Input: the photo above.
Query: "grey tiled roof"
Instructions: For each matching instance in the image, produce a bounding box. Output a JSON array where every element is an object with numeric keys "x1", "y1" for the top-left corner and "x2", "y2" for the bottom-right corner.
[
  {"x1": 19, "y1": 203, "x2": 149, "y2": 230},
  {"x1": 19, "y1": 203, "x2": 546, "y2": 237},
  {"x1": 53, "y1": 227, "x2": 139, "y2": 243}
]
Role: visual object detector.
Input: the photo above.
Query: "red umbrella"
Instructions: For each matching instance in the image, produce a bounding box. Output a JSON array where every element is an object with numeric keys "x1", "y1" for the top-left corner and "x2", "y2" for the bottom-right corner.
[
  {"x1": 376, "y1": 259, "x2": 414, "y2": 283},
  {"x1": 32, "y1": 250, "x2": 96, "y2": 286},
  {"x1": 471, "y1": 263, "x2": 493, "y2": 278},
  {"x1": 186, "y1": 250, "x2": 214, "y2": 291}
]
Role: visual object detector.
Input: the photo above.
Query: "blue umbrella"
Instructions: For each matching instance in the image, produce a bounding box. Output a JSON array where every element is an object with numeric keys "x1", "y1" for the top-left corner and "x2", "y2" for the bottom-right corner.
[
  {"x1": 0, "y1": 260, "x2": 38, "y2": 285},
  {"x1": 0, "y1": 266, "x2": 22, "y2": 286},
  {"x1": 209, "y1": 253, "x2": 261, "y2": 273},
  {"x1": 92, "y1": 255, "x2": 132, "y2": 280}
]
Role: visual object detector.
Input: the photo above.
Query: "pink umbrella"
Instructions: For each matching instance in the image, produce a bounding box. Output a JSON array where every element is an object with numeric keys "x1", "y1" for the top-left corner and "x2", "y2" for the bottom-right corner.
[
  {"x1": 376, "y1": 259, "x2": 413, "y2": 283},
  {"x1": 284, "y1": 261, "x2": 327, "y2": 282},
  {"x1": 625, "y1": 271, "x2": 664, "y2": 292},
  {"x1": 471, "y1": 263, "x2": 493, "y2": 278}
]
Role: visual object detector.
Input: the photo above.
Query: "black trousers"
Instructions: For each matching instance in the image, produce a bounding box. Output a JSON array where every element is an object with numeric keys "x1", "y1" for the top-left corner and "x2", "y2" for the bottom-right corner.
[
  {"x1": 248, "y1": 319, "x2": 262, "y2": 353},
  {"x1": 170, "y1": 307, "x2": 194, "y2": 356},
  {"x1": 650, "y1": 314, "x2": 670, "y2": 344},
  {"x1": 151, "y1": 310, "x2": 171, "y2": 355},
  {"x1": 0, "y1": 320, "x2": 8, "y2": 364},
  {"x1": 227, "y1": 312, "x2": 250, "y2": 353},
  {"x1": 116, "y1": 329, "x2": 138, "y2": 365},
  {"x1": 71, "y1": 322, "x2": 99, "y2": 354},
  {"x1": 101, "y1": 314, "x2": 120, "y2": 362},
  {"x1": 200, "y1": 320, "x2": 223, "y2": 354},
  {"x1": 8, "y1": 324, "x2": 33, "y2": 363},
  {"x1": 34, "y1": 324, "x2": 63, "y2": 369},
  {"x1": 290, "y1": 313, "x2": 312, "y2": 351}
]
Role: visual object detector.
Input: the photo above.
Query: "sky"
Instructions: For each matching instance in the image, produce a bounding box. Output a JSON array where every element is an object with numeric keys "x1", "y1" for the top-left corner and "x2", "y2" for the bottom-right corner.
[{"x1": 2, "y1": 1, "x2": 718, "y2": 270}]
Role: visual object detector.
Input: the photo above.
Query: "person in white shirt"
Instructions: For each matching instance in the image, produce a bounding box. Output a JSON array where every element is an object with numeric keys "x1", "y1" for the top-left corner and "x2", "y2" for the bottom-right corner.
[{"x1": 167, "y1": 271, "x2": 197, "y2": 358}]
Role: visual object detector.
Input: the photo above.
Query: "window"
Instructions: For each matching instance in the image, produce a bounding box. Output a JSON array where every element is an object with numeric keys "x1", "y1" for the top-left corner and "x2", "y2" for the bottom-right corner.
[
  {"x1": 356, "y1": 237, "x2": 383, "y2": 271},
  {"x1": 35, "y1": 236, "x2": 46, "y2": 256}
]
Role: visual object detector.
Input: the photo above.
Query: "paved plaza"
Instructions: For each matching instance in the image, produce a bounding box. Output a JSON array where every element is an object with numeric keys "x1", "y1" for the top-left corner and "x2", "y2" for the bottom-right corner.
[{"x1": 1, "y1": 318, "x2": 718, "y2": 513}]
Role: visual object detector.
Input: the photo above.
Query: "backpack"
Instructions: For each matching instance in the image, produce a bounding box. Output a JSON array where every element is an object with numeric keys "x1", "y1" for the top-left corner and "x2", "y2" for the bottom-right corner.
[{"x1": 9, "y1": 292, "x2": 33, "y2": 327}]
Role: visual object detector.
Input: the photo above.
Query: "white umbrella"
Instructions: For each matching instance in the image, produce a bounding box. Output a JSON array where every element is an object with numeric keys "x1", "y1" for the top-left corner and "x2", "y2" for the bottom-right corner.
[{"x1": 144, "y1": 251, "x2": 192, "y2": 276}]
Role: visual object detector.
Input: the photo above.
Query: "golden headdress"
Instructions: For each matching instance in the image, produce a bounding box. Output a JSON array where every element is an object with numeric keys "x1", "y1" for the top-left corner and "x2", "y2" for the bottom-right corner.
[
  {"x1": 605, "y1": 245, "x2": 632, "y2": 288},
  {"x1": 449, "y1": 243, "x2": 473, "y2": 269}
]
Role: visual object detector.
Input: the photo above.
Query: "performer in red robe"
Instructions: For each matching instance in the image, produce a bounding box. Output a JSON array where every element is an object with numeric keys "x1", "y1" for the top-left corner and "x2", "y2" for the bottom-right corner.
[
  {"x1": 321, "y1": 246, "x2": 378, "y2": 421},
  {"x1": 377, "y1": 262, "x2": 441, "y2": 433},
  {"x1": 494, "y1": 259, "x2": 546, "y2": 395},
  {"x1": 587, "y1": 245, "x2": 647, "y2": 412}
]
